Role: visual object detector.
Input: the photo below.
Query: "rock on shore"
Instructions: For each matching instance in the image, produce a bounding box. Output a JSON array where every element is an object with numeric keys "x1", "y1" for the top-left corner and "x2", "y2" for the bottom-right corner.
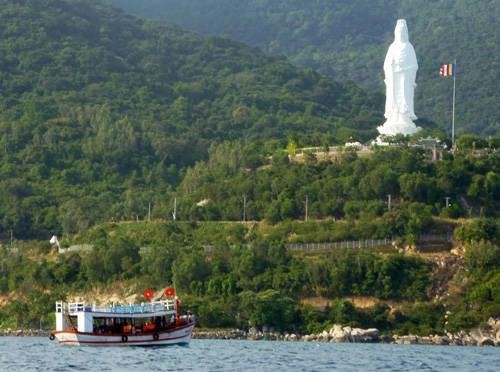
[
  {"x1": 0, "y1": 329, "x2": 49, "y2": 337},
  {"x1": 3, "y1": 317, "x2": 500, "y2": 347},
  {"x1": 193, "y1": 317, "x2": 500, "y2": 346}
]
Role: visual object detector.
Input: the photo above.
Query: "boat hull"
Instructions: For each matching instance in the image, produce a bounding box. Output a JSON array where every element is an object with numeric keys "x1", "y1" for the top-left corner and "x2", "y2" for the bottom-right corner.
[{"x1": 52, "y1": 323, "x2": 194, "y2": 346}]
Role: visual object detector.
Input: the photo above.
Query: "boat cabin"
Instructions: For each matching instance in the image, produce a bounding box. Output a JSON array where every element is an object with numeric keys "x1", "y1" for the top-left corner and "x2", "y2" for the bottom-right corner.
[{"x1": 55, "y1": 300, "x2": 179, "y2": 334}]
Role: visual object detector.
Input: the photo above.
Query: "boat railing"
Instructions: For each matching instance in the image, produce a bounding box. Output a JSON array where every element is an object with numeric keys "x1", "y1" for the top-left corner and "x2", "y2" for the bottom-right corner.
[
  {"x1": 55, "y1": 301, "x2": 65, "y2": 313},
  {"x1": 61, "y1": 300, "x2": 175, "y2": 314}
]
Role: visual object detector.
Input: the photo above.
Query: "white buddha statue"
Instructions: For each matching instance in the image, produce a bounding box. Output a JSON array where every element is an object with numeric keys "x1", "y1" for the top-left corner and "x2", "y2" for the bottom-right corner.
[{"x1": 378, "y1": 19, "x2": 421, "y2": 137}]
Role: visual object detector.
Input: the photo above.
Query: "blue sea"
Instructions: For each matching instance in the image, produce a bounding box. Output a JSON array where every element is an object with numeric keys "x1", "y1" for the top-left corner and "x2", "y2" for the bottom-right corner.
[{"x1": 1, "y1": 337, "x2": 498, "y2": 371}]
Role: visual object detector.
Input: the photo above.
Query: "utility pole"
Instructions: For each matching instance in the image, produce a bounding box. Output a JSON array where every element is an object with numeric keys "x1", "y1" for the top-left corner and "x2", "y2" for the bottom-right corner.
[
  {"x1": 445, "y1": 197, "x2": 451, "y2": 208},
  {"x1": 243, "y1": 194, "x2": 247, "y2": 222},
  {"x1": 172, "y1": 197, "x2": 177, "y2": 221},
  {"x1": 387, "y1": 194, "x2": 392, "y2": 210}
]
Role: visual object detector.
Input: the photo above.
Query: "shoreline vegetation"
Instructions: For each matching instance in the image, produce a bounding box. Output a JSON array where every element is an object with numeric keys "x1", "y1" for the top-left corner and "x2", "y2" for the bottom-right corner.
[
  {"x1": 192, "y1": 319, "x2": 500, "y2": 347},
  {"x1": 0, "y1": 1, "x2": 498, "y2": 348},
  {"x1": 4, "y1": 320, "x2": 499, "y2": 347},
  {"x1": 192, "y1": 320, "x2": 500, "y2": 346}
]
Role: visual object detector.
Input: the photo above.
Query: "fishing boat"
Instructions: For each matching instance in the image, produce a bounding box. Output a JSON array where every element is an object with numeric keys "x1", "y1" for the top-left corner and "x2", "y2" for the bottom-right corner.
[{"x1": 49, "y1": 289, "x2": 195, "y2": 346}]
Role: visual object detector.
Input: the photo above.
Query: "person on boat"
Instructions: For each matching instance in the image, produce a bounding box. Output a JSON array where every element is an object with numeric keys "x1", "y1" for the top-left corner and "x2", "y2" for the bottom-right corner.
[
  {"x1": 155, "y1": 317, "x2": 162, "y2": 329},
  {"x1": 142, "y1": 321, "x2": 155, "y2": 332},
  {"x1": 123, "y1": 322, "x2": 133, "y2": 334}
]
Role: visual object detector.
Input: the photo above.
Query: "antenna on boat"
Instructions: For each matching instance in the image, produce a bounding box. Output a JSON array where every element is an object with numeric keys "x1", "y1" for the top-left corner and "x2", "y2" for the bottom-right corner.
[{"x1": 170, "y1": 282, "x2": 179, "y2": 319}]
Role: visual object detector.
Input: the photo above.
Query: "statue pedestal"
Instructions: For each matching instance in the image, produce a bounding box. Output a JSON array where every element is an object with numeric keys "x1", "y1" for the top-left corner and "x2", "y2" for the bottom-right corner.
[
  {"x1": 377, "y1": 114, "x2": 421, "y2": 137},
  {"x1": 376, "y1": 115, "x2": 421, "y2": 145}
]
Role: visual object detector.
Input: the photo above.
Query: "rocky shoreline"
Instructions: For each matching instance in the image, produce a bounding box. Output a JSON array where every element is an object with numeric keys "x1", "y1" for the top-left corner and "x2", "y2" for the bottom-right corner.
[
  {"x1": 0, "y1": 329, "x2": 49, "y2": 337},
  {"x1": 3, "y1": 318, "x2": 500, "y2": 347},
  {"x1": 193, "y1": 317, "x2": 500, "y2": 347}
]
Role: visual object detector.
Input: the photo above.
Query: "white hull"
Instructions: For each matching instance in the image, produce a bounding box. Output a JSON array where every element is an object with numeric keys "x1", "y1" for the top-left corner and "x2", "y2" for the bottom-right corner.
[{"x1": 53, "y1": 323, "x2": 194, "y2": 346}]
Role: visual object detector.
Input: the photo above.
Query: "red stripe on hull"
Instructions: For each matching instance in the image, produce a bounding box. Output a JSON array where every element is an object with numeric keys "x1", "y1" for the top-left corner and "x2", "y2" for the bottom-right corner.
[{"x1": 54, "y1": 324, "x2": 194, "y2": 346}]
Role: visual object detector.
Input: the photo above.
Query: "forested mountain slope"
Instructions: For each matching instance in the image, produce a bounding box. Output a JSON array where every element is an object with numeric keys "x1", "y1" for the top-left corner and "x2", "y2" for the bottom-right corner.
[
  {"x1": 0, "y1": 0, "x2": 383, "y2": 240},
  {"x1": 0, "y1": 0, "x2": 499, "y2": 338},
  {"x1": 108, "y1": 0, "x2": 500, "y2": 137}
]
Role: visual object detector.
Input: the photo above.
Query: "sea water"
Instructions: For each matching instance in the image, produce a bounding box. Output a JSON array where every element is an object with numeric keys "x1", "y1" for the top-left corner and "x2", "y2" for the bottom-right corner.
[{"x1": 0, "y1": 337, "x2": 498, "y2": 371}]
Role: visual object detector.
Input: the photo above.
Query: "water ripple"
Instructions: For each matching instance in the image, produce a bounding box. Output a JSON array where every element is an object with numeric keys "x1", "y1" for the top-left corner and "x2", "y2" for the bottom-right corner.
[{"x1": 1, "y1": 337, "x2": 499, "y2": 371}]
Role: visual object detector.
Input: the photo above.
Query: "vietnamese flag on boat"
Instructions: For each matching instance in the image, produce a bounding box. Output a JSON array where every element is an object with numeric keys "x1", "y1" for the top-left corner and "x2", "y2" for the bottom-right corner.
[
  {"x1": 144, "y1": 289, "x2": 154, "y2": 298},
  {"x1": 165, "y1": 287, "x2": 175, "y2": 296}
]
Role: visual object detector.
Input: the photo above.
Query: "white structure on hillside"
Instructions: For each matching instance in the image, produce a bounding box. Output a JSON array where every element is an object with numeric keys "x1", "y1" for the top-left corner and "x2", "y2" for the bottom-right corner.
[
  {"x1": 377, "y1": 19, "x2": 421, "y2": 137},
  {"x1": 50, "y1": 235, "x2": 63, "y2": 253}
]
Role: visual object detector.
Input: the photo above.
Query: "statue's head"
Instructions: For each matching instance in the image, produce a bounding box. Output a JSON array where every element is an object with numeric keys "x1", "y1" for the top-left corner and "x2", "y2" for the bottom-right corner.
[{"x1": 394, "y1": 19, "x2": 409, "y2": 42}]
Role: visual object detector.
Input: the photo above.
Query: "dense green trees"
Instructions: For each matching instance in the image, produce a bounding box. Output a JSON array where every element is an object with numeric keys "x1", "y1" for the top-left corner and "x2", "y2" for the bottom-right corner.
[
  {"x1": 0, "y1": 0, "x2": 386, "y2": 240},
  {"x1": 1, "y1": 1, "x2": 498, "y2": 242},
  {"x1": 173, "y1": 143, "x2": 500, "y2": 230},
  {"x1": 309, "y1": 249, "x2": 430, "y2": 301},
  {"x1": 443, "y1": 230, "x2": 500, "y2": 331},
  {"x1": 109, "y1": 0, "x2": 500, "y2": 137},
  {"x1": 1, "y1": 213, "x2": 499, "y2": 335},
  {"x1": 0, "y1": 222, "x2": 430, "y2": 333},
  {"x1": 0, "y1": 0, "x2": 499, "y2": 336}
]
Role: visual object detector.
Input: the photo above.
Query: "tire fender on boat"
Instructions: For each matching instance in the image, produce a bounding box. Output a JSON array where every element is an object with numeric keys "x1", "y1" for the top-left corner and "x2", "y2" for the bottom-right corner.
[
  {"x1": 153, "y1": 333, "x2": 159, "y2": 341},
  {"x1": 122, "y1": 335, "x2": 128, "y2": 342},
  {"x1": 49, "y1": 333, "x2": 55, "y2": 341}
]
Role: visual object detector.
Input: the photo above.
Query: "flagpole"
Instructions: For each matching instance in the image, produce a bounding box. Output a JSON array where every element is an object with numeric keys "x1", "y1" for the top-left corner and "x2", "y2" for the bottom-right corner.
[{"x1": 451, "y1": 59, "x2": 456, "y2": 149}]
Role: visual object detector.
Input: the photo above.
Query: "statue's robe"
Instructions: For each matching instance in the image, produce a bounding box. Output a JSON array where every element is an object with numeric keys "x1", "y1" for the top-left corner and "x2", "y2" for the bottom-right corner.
[{"x1": 378, "y1": 19, "x2": 420, "y2": 137}]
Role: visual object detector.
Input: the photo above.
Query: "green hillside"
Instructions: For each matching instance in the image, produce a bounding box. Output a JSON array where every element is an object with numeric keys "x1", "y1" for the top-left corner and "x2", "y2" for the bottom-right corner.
[
  {"x1": 1, "y1": 215, "x2": 500, "y2": 337},
  {"x1": 0, "y1": 0, "x2": 499, "y2": 337},
  {"x1": 108, "y1": 0, "x2": 500, "y2": 136},
  {"x1": 0, "y1": 0, "x2": 383, "y2": 240}
]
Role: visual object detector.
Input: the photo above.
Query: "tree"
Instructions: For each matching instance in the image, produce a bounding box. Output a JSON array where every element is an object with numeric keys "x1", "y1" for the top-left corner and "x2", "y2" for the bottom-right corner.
[
  {"x1": 329, "y1": 299, "x2": 359, "y2": 326},
  {"x1": 57, "y1": 199, "x2": 90, "y2": 237},
  {"x1": 238, "y1": 289, "x2": 297, "y2": 331},
  {"x1": 464, "y1": 240, "x2": 500, "y2": 274},
  {"x1": 455, "y1": 218, "x2": 498, "y2": 242},
  {"x1": 172, "y1": 249, "x2": 212, "y2": 293},
  {"x1": 27, "y1": 290, "x2": 53, "y2": 329},
  {"x1": 405, "y1": 202, "x2": 433, "y2": 242},
  {"x1": 140, "y1": 246, "x2": 175, "y2": 284}
]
